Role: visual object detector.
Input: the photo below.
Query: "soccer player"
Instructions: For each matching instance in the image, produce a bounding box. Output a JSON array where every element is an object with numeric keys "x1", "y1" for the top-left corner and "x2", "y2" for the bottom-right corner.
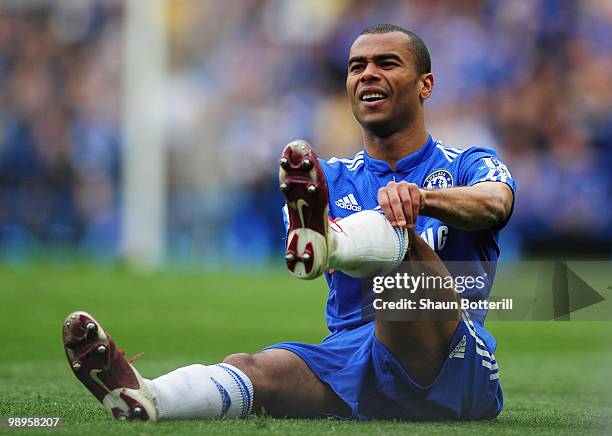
[{"x1": 63, "y1": 24, "x2": 514, "y2": 421}]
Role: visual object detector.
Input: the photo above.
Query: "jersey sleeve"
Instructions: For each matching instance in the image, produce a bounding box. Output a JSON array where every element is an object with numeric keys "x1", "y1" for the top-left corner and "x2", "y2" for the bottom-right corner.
[
  {"x1": 458, "y1": 147, "x2": 516, "y2": 193},
  {"x1": 457, "y1": 147, "x2": 516, "y2": 231}
]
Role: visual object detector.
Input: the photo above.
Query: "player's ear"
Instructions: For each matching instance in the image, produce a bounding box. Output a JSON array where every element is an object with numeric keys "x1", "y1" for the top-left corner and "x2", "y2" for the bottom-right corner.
[{"x1": 419, "y1": 73, "x2": 434, "y2": 101}]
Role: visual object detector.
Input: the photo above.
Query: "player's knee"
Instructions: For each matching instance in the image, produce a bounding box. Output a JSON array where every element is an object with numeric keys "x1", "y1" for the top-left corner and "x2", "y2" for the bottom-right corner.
[
  {"x1": 223, "y1": 352, "x2": 265, "y2": 385},
  {"x1": 223, "y1": 353, "x2": 255, "y2": 371},
  {"x1": 223, "y1": 353, "x2": 274, "y2": 400}
]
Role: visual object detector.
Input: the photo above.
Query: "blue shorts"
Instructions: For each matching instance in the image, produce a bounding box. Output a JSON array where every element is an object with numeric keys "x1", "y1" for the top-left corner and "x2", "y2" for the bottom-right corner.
[{"x1": 266, "y1": 312, "x2": 503, "y2": 420}]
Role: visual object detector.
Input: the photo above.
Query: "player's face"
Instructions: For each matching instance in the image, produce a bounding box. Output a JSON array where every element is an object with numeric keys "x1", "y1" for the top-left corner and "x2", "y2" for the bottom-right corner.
[{"x1": 346, "y1": 32, "x2": 431, "y2": 136}]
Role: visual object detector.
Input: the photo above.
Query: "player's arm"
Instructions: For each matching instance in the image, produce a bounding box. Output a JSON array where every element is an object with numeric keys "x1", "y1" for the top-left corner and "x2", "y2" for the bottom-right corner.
[
  {"x1": 420, "y1": 181, "x2": 513, "y2": 230},
  {"x1": 378, "y1": 181, "x2": 513, "y2": 231}
]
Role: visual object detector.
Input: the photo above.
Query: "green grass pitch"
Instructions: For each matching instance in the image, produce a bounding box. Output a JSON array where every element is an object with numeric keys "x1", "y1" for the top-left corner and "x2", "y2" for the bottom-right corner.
[{"x1": 0, "y1": 265, "x2": 611, "y2": 435}]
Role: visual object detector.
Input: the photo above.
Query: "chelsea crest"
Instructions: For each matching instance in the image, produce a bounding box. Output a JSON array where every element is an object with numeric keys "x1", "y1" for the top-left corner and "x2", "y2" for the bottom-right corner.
[{"x1": 423, "y1": 170, "x2": 453, "y2": 189}]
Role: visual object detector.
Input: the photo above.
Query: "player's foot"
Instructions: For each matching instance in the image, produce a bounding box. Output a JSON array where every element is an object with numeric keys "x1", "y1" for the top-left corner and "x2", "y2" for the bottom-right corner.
[
  {"x1": 62, "y1": 311, "x2": 157, "y2": 420},
  {"x1": 279, "y1": 140, "x2": 329, "y2": 279}
]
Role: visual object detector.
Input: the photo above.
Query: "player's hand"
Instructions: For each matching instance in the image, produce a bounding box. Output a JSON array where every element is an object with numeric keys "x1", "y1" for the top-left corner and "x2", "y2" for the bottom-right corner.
[{"x1": 377, "y1": 181, "x2": 424, "y2": 228}]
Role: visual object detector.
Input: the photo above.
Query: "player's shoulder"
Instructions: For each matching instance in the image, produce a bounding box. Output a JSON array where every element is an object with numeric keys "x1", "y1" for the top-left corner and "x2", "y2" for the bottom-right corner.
[
  {"x1": 319, "y1": 149, "x2": 365, "y2": 175},
  {"x1": 432, "y1": 138, "x2": 503, "y2": 166},
  {"x1": 431, "y1": 138, "x2": 466, "y2": 164}
]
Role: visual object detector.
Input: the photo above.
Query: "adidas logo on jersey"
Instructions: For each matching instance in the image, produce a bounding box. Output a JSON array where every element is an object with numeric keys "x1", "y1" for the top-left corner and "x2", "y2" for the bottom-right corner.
[
  {"x1": 449, "y1": 335, "x2": 467, "y2": 359},
  {"x1": 335, "y1": 193, "x2": 362, "y2": 211}
]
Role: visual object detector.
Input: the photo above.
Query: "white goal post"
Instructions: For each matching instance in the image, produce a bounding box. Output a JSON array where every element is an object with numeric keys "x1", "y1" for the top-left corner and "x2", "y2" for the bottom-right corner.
[{"x1": 121, "y1": 0, "x2": 168, "y2": 268}]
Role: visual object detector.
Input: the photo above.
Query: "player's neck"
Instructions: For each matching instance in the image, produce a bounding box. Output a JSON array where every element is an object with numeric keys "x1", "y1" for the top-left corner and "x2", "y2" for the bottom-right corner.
[{"x1": 363, "y1": 122, "x2": 429, "y2": 170}]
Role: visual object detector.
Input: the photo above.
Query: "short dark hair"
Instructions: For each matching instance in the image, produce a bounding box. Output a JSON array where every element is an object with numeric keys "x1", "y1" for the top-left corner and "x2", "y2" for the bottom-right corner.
[{"x1": 359, "y1": 24, "x2": 431, "y2": 75}]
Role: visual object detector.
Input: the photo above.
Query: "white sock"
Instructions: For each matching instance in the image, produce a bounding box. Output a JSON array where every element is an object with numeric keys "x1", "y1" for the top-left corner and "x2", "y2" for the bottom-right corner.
[
  {"x1": 327, "y1": 210, "x2": 408, "y2": 278},
  {"x1": 145, "y1": 363, "x2": 254, "y2": 420}
]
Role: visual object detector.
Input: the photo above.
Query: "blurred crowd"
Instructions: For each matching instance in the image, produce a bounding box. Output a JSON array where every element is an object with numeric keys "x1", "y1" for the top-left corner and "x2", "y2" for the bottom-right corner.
[
  {"x1": 0, "y1": 1, "x2": 122, "y2": 262},
  {"x1": 0, "y1": 0, "x2": 610, "y2": 265}
]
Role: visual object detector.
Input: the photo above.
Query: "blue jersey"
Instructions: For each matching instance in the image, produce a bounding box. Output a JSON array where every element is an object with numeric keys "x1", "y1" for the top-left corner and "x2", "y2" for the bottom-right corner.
[{"x1": 284, "y1": 135, "x2": 516, "y2": 332}]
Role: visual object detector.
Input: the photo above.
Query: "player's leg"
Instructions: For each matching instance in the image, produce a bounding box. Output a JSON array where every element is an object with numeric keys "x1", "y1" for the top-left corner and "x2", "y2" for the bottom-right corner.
[
  {"x1": 374, "y1": 229, "x2": 460, "y2": 386},
  {"x1": 221, "y1": 349, "x2": 349, "y2": 417},
  {"x1": 279, "y1": 140, "x2": 459, "y2": 386},
  {"x1": 63, "y1": 312, "x2": 348, "y2": 420},
  {"x1": 280, "y1": 140, "x2": 407, "y2": 280},
  {"x1": 148, "y1": 349, "x2": 347, "y2": 419}
]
